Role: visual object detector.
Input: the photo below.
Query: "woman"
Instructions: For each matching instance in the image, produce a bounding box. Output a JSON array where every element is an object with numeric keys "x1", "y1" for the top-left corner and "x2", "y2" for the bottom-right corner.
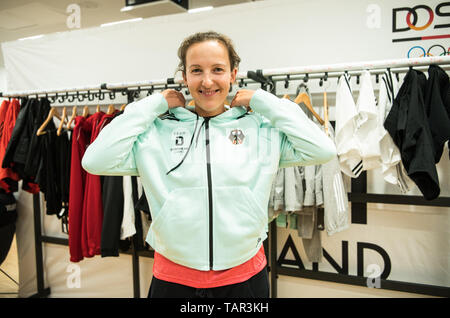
[{"x1": 82, "y1": 31, "x2": 336, "y2": 298}]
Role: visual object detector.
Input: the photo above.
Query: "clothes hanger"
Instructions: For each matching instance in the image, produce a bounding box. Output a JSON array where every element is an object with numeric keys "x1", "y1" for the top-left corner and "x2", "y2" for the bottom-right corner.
[
  {"x1": 67, "y1": 106, "x2": 77, "y2": 130},
  {"x1": 282, "y1": 94, "x2": 291, "y2": 100},
  {"x1": 120, "y1": 103, "x2": 127, "y2": 111},
  {"x1": 82, "y1": 105, "x2": 89, "y2": 117},
  {"x1": 107, "y1": 104, "x2": 115, "y2": 115},
  {"x1": 96, "y1": 104, "x2": 100, "y2": 113},
  {"x1": 57, "y1": 106, "x2": 67, "y2": 136},
  {"x1": 294, "y1": 83, "x2": 325, "y2": 125},
  {"x1": 188, "y1": 100, "x2": 195, "y2": 106},
  {"x1": 36, "y1": 107, "x2": 61, "y2": 136}
]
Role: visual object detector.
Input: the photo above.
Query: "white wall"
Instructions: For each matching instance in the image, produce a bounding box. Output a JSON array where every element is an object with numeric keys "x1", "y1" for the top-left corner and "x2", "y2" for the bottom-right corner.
[
  {"x1": 0, "y1": 67, "x2": 6, "y2": 92},
  {"x1": 3, "y1": 0, "x2": 448, "y2": 92},
  {"x1": 1, "y1": 0, "x2": 448, "y2": 297}
]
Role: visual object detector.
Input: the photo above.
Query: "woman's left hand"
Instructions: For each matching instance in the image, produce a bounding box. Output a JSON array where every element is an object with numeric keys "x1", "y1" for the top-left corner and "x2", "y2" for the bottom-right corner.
[{"x1": 230, "y1": 89, "x2": 255, "y2": 110}]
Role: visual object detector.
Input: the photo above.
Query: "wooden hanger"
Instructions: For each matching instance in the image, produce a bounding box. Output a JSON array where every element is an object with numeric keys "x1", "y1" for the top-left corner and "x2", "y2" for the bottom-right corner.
[
  {"x1": 36, "y1": 108, "x2": 61, "y2": 136},
  {"x1": 294, "y1": 89, "x2": 325, "y2": 125},
  {"x1": 120, "y1": 103, "x2": 127, "y2": 111},
  {"x1": 282, "y1": 94, "x2": 291, "y2": 100},
  {"x1": 188, "y1": 100, "x2": 195, "y2": 106},
  {"x1": 96, "y1": 104, "x2": 100, "y2": 113},
  {"x1": 57, "y1": 106, "x2": 67, "y2": 136},
  {"x1": 323, "y1": 90, "x2": 329, "y2": 136},
  {"x1": 322, "y1": 77, "x2": 331, "y2": 136},
  {"x1": 107, "y1": 104, "x2": 115, "y2": 115},
  {"x1": 82, "y1": 105, "x2": 89, "y2": 117},
  {"x1": 67, "y1": 106, "x2": 77, "y2": 130}
]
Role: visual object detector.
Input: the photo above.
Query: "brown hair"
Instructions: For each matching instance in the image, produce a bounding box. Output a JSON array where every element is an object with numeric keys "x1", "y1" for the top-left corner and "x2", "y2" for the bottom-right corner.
[{"x1": 176, "y1": 31, "x2": 241, "y2": 76}]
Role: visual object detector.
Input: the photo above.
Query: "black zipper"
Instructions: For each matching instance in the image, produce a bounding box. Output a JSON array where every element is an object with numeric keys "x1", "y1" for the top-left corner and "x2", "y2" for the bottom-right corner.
[{"x1": 204, "y1": 118, "x2": 214, "y2": 269}]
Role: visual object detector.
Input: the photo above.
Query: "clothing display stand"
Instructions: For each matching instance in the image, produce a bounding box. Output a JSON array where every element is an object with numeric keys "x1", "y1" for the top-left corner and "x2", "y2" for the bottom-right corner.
[{"x1": 1, "y1": 55, "x2": 450, "y2": 298}]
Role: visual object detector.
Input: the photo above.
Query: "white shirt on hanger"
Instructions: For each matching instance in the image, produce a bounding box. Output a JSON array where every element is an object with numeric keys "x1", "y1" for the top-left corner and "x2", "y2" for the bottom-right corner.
[
  {"x1": 120, "y1": 175, "x2": 136, "y2": 240},
  {"x1": 335, "y1": 73, "x2": 362, "y2": 178},
  {"x1": 377, "y1": 70, "x2": 413, "y2": 192},
  {"x1": 355, "y1": 70, "x2": 381, "y2": 171}
]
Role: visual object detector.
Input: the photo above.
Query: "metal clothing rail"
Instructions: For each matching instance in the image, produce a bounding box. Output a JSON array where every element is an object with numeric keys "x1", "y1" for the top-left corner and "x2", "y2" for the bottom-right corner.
[
  {"x1": 1, "y1": 55, "x2": 450, "y2": 98},
  {"x1": 16, "y1": 56, "x2": 450, "y2": 298}
]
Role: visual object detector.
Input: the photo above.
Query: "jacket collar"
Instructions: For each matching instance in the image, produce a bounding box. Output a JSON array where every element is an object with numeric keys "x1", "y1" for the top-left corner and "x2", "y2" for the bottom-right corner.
[{"x1": 169, "y1": 104, "x2": 247, "y2": 122}]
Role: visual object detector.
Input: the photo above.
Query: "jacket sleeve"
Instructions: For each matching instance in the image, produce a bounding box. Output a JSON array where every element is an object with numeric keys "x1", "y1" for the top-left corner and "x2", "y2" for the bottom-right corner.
[
  {"x1": 81, "y1": 93, "x2": 168, "y2": 176},
  {"x1": 249, "y1": 89, "x2": 336, "y2": 168}
]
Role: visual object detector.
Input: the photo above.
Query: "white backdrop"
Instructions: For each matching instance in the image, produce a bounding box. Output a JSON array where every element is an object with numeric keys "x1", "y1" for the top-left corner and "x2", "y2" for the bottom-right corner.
[{"x1": 1, "y1": 0, "x2": 449, "y2": 297}]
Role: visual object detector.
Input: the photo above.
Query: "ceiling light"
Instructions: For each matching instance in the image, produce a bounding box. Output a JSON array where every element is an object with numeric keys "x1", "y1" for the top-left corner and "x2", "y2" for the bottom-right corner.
[
  {"x1": 120, "y1": 6, "x2": 133, "y2": 12},
  {"x1": 18, "y1": 34, "x2": 44, "y2": 41},
  {"x1": 101, "y1": 18, "x2": 143, "y2": 27},
  {"x1": 188, "y1": 6, "x2": 213, "y2": 14}
]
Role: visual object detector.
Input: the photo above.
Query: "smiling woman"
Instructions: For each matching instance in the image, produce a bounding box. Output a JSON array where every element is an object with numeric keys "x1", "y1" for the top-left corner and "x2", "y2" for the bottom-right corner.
[
  {"x1": 176, "y1": 31, "x2": 240, "y2": 117},
  {"x1": 81, "y1": 30, "x2": 336, "y2": 299}
]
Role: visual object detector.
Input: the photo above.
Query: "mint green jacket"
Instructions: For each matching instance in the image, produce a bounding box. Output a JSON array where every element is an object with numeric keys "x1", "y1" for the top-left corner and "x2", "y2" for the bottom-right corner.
[{"x1": 82, "y1": 89, "x2": 336, "y2": 271}]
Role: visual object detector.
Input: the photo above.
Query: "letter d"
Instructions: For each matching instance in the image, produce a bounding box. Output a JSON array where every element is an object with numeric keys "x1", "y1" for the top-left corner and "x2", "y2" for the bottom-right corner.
[{"x1": 392, "y1": 7, "x2": 412, "y2": 32}]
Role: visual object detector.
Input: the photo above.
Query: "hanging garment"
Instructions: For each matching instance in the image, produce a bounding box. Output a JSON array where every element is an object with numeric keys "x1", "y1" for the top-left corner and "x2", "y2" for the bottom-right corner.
[
  {"x1": 131, "y1": 175, "x2": 144, "y2": 250},
  {"x1": 303, "y1": 165, "x2": 316, "y2": 206},
  {"x1": 100, "y1": 175, "x2": 124, "y2": 257},
  {"x1": 82, "y1": 111, "x2": 116, "y2": 258},
  {"x1": 82, "y1": 89, "x2": 336, "y2": 271},
  {"x1": 37, "y1": 129, "x2": 60, "y2": 215},
  {"x1": 56, "y1": 130, "x2": 72, "y2": 218},
  {"x1": 335, "y1": 73, "x2": 362, "y2": 178},
  {"x1": 96, "y1": 110, "x2": 133, "y2": 256},
  {"x1": 284, "y1": 166, "x2": 304, "y2": 213},
  {"x1": 290, "y1": 140, "x2": 322, "y2": 263},
  {"x1": 273, "y1": 166, "x2": 302, "y2": 230},
  {"x1": 25, "y1": 99, "x2": 52, "y2": 178},
  {"x1": 296, "y1": 170, "x2": 322, "y2": 263},
  {"x1": 135, "y1": 183, "x2": 152, "y2": 249},
  {"x1": 32, "y1": 121, "x2": 71, "y2": 217},
  {"x1": 2, "y1": 98, "x2": 44, "y2": 193},
  {"x1": 1, "y1": 99, "x2": 35, "y2": 170},
  {"x1": 424, "y1": 64, "x2": 450, "y2": 163},
  {"x1": 300, "y1": 207, "x2": 322, "y2": 263},
  {"x1": 336, "y1": 71, "x2": 382, "y2": 177},
  {"x1": 0, "y1": 99, "x2": 20, "y2": 193},
  {"x1": 121, "y1": 175, "x2": 136, "y2": 240},
  {"x1": 320, "y1": 124, "x2": 349, "y2": 236},
  {"x1": 268, "y1": 168, "x2": 284, "y2": 222},
  {"x1": 315, "y1": 164, "x2": 323, "y2": 207},
  {"x1": 378, "y1": 70, "x2": 413, "y2": 193},
  {"x1": 69, "y1": 115, "x2": 91, "y2": 262},
  {"x1": 355, "y1": 70, "x2": 381, "y2": 171},
  {"x1": 384, "y1": 69, "x2": 440, "y2": 200}
]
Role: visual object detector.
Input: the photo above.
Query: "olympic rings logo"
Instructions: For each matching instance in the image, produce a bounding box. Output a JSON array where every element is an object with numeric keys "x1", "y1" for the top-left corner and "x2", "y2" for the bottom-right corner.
[{"x1": 407, "y1": 44, "x2": 450, "y2": 58}]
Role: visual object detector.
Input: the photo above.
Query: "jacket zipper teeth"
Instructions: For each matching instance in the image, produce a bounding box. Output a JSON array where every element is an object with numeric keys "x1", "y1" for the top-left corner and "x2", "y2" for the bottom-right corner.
[{"x1": 204, "y1": 118, "x2": 213, "y2": 270}]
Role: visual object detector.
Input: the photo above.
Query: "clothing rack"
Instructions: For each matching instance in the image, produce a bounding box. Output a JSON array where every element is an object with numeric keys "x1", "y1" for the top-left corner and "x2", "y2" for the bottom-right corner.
[{"x1": 1, "y1": 55, "x2": 450, "y2": 298}]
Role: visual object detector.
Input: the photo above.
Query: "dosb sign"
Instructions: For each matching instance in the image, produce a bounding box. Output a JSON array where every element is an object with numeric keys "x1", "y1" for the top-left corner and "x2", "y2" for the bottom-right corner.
[{"x1": 393, "y1": 2, "x2": 450, "y2": 33}]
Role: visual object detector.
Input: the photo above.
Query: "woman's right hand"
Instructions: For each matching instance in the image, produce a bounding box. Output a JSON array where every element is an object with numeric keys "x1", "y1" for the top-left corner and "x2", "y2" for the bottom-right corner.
[{"x1": 162, "y1": 89, "x2": 186, "y2": 109}]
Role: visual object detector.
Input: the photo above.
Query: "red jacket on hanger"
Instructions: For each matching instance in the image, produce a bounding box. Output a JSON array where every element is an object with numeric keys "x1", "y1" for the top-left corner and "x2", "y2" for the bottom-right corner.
[
  {"x1": 0, "y1": 99, "x2": 20, "y2": 192},
  {"x1": 82, "y1": 112, "x2": 115, "y2": 258}
]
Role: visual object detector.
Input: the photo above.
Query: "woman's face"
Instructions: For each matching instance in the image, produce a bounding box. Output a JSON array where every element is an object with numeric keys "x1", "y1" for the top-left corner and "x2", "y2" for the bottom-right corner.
[{"x1": 183, "y1": 40, "x2": 237, "y2": 117}]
